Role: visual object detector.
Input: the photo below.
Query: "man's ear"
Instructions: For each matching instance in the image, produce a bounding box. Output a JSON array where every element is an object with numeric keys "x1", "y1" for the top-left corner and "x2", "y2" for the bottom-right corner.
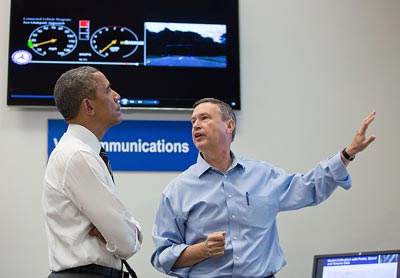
[
  {"x1": 226, "y1": 119, "x2": 235, "y2": 134},
  {"x1": 82, "y1": 98, "x2": 95, "y2": 116}
]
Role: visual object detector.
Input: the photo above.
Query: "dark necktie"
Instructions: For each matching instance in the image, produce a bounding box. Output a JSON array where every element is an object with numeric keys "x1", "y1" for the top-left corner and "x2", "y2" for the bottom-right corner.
[
  {"x1": 99, "y1": 147, "x2": 114, "y2": 182},
  {"x1": 98, "y1": 147, "x2": 138, "y2": 278}
]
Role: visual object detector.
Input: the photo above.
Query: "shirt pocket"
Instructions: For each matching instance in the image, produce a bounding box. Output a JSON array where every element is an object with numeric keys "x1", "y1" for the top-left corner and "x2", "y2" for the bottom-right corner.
[{"x1": 245, "y1": 195, "x2": 278, "y2": 229}]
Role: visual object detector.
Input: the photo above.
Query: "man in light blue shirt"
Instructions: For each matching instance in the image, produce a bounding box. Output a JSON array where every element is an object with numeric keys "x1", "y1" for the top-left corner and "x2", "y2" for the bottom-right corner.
[{"x1": 151, "y1": 98, "x2": 376, "y2": 278}]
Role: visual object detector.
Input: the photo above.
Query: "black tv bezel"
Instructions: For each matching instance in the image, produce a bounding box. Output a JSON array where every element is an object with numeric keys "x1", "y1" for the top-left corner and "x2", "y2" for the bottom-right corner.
[
  {"x1": 6, "y1": 0, "x2": 241, "y2": 110},
  {"x1": 312, "y1": 249, "x2": 400, "y2": 278}
]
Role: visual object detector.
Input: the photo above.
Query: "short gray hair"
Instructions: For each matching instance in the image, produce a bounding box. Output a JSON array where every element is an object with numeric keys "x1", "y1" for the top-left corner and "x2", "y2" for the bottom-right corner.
[{"x1": 54, "y1": 66, "x2": 99, "y2": 121}]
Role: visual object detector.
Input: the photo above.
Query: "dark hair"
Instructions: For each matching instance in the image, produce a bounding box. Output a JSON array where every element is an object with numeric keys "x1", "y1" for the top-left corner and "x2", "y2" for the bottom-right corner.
[
  {"x1": 54, "y1": 66, "x2": 99, "y2": 121},
  {"x1": 193, "y1": 98, "x2": 237, "y2": 141}
]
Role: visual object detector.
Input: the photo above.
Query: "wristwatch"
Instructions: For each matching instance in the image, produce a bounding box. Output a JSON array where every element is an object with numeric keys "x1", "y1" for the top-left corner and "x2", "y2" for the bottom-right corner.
[{"x1": 342, "y1": 148, "x2": 355, "y2": 161}]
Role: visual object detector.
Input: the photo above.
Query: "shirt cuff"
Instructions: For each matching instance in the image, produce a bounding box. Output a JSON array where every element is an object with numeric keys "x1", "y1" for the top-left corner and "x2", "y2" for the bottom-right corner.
[
  {"x1": 328, "y1": 152, "x2": 352, "y2": 190},
  {"x1": 159, "y1": 244, "x2": 189, "y2": 274}
]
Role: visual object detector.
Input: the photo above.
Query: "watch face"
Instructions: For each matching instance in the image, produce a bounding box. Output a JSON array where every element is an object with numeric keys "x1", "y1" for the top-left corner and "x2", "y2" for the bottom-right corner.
[{"x1": 11, "y1": 50, "x2": 32, "y2": 65}]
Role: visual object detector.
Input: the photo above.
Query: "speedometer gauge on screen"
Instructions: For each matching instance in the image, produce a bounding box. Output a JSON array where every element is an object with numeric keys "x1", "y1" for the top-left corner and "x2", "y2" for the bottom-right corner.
[
  {"x1": 90, "y1": 26, "x2": 141, "y2": 59},
  {"x1": 28, "y1": 24, "x2": 78, "y2": 57}
]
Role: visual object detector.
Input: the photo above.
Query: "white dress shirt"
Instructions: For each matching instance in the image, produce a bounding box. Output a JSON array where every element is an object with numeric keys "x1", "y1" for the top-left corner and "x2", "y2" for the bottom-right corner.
[{"x1": 43, "y1": 124, "x2": 142, "y2": 271}]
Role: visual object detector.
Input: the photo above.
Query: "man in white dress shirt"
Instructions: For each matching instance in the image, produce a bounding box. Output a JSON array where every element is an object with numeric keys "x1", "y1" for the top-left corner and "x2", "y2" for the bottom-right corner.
[{"x1": 43, "y1": 66, "x2": 143, "y2": 278}]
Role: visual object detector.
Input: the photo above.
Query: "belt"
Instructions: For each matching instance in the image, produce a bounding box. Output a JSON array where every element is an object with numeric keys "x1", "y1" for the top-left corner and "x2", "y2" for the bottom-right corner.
[{"x1": 56, "y1": 264, "x2": 129, "y2": 278}]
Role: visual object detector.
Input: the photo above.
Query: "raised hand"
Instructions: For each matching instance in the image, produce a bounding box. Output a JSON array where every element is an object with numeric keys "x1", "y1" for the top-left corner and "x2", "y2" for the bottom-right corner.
[{"x1": 342, "y1": 111, "x2": 376, "y2": 165}]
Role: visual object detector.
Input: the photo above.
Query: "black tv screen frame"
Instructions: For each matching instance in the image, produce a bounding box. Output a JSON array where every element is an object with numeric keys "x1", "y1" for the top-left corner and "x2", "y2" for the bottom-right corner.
[
  {"x1": 312, "y1": 249, "x2": 400, "y2": 278},
  {"x1": 7, "y1": 0, "x2": 240, "y2": 110}
]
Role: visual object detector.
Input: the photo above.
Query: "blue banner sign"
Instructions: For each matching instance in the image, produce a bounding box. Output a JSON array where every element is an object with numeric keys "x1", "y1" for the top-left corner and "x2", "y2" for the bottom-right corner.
[{"x1": 48, "y1": 119, "x2": 198, "y2": 171}]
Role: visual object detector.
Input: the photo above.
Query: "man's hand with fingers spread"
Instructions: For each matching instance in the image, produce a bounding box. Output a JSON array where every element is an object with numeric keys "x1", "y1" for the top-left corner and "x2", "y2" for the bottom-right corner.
[{"x1": 341, "y1": 111, "x2": 376, "y2": 166}]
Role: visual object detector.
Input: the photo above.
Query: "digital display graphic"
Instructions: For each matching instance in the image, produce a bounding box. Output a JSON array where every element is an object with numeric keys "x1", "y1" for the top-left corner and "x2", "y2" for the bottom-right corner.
[
  {"x1": 8, "y1": 0, "x2": 240, "y2": 109},
  {"x1": 312, "y1": 250, "x2": 400, "y2": 278}
]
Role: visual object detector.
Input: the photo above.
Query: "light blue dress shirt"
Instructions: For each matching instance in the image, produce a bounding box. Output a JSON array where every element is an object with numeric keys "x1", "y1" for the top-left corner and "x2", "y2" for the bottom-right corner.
[{"x1": 151, "y1": 152, "x2": 351, "y2": 278}]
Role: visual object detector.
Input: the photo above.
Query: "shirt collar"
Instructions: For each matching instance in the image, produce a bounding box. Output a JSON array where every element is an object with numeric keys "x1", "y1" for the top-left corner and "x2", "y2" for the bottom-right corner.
[
  {"x1": 192, "y1": 152, "x2": 245, "y2": 177},
  {"x1": 66, "y1": 124, "x2": 101, "y2": 153}
]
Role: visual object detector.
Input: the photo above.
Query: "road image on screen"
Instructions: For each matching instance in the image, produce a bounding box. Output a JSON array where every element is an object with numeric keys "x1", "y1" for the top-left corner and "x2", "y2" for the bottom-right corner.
[{"x1": 145, "y1": 22, "x2": 227, "y2": 68}]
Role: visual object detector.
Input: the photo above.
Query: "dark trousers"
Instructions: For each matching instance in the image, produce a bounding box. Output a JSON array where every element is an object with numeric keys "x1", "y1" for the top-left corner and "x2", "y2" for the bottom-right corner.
[
  {"x1": 49, "y1": 273, "x2": 106, "y2": 278},
  {"x1": 48, "y1": 264, "x2": 129, "y2": 278}
]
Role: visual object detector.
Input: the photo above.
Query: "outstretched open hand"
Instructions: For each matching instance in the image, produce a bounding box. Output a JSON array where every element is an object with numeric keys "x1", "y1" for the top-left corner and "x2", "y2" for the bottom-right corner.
[{"x1": 346, "y1": 111, "x2": 376, "y2": 158}]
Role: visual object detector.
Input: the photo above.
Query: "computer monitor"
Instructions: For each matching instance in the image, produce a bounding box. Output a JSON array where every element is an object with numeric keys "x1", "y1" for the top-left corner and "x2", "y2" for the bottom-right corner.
[
  {"x1": 7, "y1": 0, "x2": 240, "y2": 110},
  {"x1": 312, "y1": 249, "x2": 400, "y2": 278}
]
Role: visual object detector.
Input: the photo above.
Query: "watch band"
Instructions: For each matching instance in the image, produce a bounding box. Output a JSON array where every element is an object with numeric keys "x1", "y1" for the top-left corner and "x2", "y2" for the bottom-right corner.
[{"x1": 342, "y1": 148, "x2": 355, "y2": 161}]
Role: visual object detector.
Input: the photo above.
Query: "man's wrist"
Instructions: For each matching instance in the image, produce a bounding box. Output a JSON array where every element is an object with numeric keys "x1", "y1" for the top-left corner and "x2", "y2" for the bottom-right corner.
[
  {"x1": 342, "y1": 147, "x2": 355, "y2": 161},
  {"x1": 203, "y1": 240, "x2": 212, "y2": 258}
]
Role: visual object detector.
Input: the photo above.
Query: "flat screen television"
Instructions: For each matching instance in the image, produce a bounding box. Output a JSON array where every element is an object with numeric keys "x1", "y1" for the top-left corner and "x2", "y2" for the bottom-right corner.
[
  {"x1": 312, "y1": 249, "x2": 400, "y2": 278},
  {"x1": 7, "y1": 0, "x2": 240, "y2": 110}
]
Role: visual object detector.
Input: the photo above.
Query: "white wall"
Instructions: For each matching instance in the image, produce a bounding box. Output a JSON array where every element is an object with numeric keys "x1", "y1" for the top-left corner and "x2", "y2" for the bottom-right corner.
[{"x1": 1, "y1": 1, "x2": 399, "y2": 277}]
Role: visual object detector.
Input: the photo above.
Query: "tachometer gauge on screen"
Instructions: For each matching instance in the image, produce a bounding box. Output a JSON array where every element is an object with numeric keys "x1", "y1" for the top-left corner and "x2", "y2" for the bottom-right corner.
[
  {"x1": 90, "y1": 26, "x2": 140, "y2": 59},
  {"x1": 27, "y1": 24, "x2": 78, "y2": 57}
]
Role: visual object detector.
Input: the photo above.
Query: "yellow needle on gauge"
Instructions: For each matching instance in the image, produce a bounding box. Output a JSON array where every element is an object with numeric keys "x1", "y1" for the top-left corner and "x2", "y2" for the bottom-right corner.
[
  {"x1": 100, "y1": 39, "x2": 117, "y2": 53},
  {"x1": 33, "y1": 38, "x2": 58, "y2": 47}
]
